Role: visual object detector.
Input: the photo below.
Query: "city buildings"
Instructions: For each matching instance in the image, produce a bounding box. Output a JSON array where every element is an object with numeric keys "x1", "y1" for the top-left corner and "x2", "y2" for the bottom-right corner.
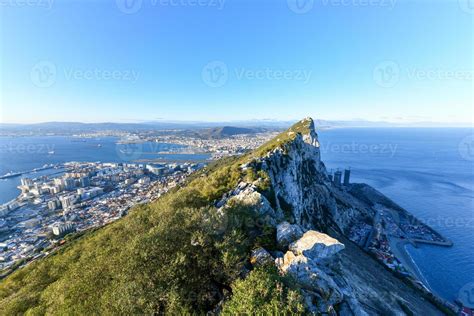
[{"x1": 0, "y1": 161, "x2": 202, "y2": 272}]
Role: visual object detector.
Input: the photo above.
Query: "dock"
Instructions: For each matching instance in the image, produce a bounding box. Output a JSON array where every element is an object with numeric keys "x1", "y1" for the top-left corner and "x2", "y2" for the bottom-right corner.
[{"x1": 0, "y1": 164, "x2": 57, "y2": 180}]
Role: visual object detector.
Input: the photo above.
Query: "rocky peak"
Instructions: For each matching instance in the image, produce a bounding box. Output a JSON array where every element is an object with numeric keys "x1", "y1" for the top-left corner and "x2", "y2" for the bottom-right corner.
[
  {"x1": 217, "y1": 117, "x2": 443, "y2": 315},
  {"x1": 300, "y1": 117, "x2": 320, "y2": 148},
  {"x1": 238, "y1": 117, "x2": 373, "y2": 234}
]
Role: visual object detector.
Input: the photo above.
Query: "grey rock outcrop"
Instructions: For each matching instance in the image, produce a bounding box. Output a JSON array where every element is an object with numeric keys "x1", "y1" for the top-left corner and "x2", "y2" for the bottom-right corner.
[
  {"x1": 221, "y1": 118, "x2": 446, "y2": 315},
  {"x1": 250, "y1": 247, "x2": 273, "y2": 266},
  {"x1": 257, "y1": 118, "x2": 375, "y2": 233},
  {"x1": 275, "y1": 237, "x2": 343, "y2": 313},
  {"x1": 274, "y1": 231, "x2": 346, "y2": 314},
  {"x1": 216, "y1": 181, "x2": 279, "y2": 226},
  {"x1": 289, "y1": 230, "x2": 345, "y2": 260},
  {"x1": 276, "y1": 221, "x2": 304, "y2": 249},
  {"x1": 232, "y1": 190, "x2": 274, "y2": 217}
]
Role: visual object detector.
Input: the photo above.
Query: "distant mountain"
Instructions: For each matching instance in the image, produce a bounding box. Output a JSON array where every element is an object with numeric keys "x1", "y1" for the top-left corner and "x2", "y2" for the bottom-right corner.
[
  {"x1": 0, "y1": 119, "x2": 470, "y2": 136},
  {"x1": 197, "y1": 126, "x2": 264, "y2": 139}
]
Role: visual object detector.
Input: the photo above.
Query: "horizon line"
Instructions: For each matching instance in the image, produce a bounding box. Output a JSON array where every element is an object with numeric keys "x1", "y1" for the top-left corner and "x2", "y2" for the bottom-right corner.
[{"x1": 0, "y1": 118, "x2": 472, "y2": 128}]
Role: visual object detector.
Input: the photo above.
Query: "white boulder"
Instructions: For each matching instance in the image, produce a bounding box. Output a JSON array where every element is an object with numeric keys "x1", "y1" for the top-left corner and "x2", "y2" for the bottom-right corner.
[{"x1": 289, "y1": 230, "x2": 345, "y2": 260}]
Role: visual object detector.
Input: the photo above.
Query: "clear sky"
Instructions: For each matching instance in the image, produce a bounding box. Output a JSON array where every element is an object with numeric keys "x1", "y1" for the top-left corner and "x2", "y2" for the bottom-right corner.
[{"x1": 0, "y1": 0, "x2": 473, "y2": 124}]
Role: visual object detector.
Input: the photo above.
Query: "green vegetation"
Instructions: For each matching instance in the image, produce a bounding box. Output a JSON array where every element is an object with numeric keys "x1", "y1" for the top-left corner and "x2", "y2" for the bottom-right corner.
[
  {"x1": 0, "y1": 119, "x2": 314, "y2": 315},
  {"x1": 221, "y1": 266, "x2": 305, "y2": 315},
  {"x1": 251, "y1": 117, "x2": 313, "y2": 159}
]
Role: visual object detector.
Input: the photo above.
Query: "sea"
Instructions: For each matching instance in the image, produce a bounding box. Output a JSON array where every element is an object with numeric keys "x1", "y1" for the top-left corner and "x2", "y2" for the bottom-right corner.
[
  {"x1": 0, "y1": 136, "x2": 209, "y2": 204},
  {"x1": 0, "y1": 129, "x2": 473, "y2": 303},
  {"x1": 318, "y1": 127, "x2": 474, "y2": 304}
]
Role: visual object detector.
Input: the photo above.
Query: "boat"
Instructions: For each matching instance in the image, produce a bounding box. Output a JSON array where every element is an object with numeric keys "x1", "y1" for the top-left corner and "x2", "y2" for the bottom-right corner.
[{"x1": 48, "y1": 150, "x2": 55, "y2": 155}]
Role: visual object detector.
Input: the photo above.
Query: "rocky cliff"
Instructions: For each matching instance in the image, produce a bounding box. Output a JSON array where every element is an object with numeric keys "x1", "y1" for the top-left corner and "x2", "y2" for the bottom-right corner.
[
  {"x1": 239, "y1": 117, "x2": 374, "y2": 233},
  {"x1": 218, "y1": 117, "x2": 445, "y2": 315},
  {"x1": 0, "y1": 117, "x2": 447, "y2": 316}
]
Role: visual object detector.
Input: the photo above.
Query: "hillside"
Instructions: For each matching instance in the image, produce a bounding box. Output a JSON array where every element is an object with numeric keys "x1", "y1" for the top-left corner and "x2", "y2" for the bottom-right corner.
[
  {"x1": 0, "y1": 118, "x2": 445, "y2": 315},
  {"x1": 197, "y1": 126, "x2": 262, "y2": 139}
]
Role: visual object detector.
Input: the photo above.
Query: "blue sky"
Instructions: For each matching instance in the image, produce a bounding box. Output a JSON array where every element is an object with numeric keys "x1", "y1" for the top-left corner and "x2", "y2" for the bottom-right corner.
[{"x1": 0, "y1": 0, "x2": 472, "y2": 124}]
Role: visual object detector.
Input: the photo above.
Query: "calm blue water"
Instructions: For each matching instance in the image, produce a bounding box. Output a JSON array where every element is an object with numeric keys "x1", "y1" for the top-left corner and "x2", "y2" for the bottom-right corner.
[
  {"x1": 0, "y1": 130, "x2": 473, "y2": 303},
  {"x1": 319, "y1": 128, "x2": 474, "y2": 303},
  {"x1": 0, "y1": 136, "x2": 209, "y2": 203}
]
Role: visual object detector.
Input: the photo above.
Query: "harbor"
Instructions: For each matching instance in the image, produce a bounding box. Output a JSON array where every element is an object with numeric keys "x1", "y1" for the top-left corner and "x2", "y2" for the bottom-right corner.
[
  {"x1": 0, "y1": 164, "x2": 57, "y2": 180},
  {"x1": 0, "y1": 161, "x2": 204, "y2": 276}
]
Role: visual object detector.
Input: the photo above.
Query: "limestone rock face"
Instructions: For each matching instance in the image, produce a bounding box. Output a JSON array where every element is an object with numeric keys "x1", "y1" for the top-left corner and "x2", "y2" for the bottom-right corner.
[
  {"x1": 220, "y1": 118, "x2": 438, "y2": 315},
  {"x1": 276, "y1": 250, "x2": 343, "y2": 313},
  {"x1": 289, "y1": 230, "x2": 345, "y2": 260},
  {"x1": 276, "y1": 221, "x2": 304, "y2": 249},
  {"x1": 232, "y1": 190, "x2": 274, "y2": 217},
  {"x1": 257, "y1": 118, "x2": 375, "y2": 233},
  {"x1": 216, "y1": 181, "x2": 279, "y2": 227},
  {"x1": 274, "y1": 231, "x2": 346, "y2": 314},
  {"x1": 275, "y1": 249, "x2": 298, "y2": 272}
]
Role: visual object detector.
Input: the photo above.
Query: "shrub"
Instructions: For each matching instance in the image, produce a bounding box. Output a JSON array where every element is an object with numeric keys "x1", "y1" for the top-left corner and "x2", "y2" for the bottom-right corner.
[{"x1": 221, "y1": 266, "x2": 305, "y2": 315}]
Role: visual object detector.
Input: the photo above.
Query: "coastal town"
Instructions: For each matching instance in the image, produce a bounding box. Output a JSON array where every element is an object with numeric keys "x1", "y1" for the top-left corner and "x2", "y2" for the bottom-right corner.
[
  {"x1": 0, "y1": 129, "x2": 281, "y2": 276},
  {"x1": 149, "y1": 131, "x2": 280, "y2": 160},
  {"x1": 0, "y1": 161, "x2": 203, "y2": 275}
]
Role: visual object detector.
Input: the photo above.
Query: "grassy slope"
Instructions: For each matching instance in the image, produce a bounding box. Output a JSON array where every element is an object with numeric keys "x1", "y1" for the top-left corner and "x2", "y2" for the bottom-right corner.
[{"x1": 0, "y1": 120, "x2": 313, "y2": 315}]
